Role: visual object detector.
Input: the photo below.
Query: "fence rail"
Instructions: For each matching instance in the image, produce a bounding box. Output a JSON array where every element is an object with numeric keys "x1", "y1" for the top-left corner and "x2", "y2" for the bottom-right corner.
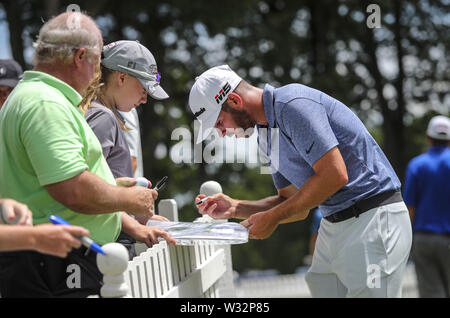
[{"x1": 126, "y1": 242, "x2": 226, "y2": 298}]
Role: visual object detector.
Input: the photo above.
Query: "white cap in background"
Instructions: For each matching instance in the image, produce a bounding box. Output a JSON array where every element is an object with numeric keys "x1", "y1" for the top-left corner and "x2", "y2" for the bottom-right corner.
[{"x1": 427, "y1": 115, "x2": 450, "y2": 140}]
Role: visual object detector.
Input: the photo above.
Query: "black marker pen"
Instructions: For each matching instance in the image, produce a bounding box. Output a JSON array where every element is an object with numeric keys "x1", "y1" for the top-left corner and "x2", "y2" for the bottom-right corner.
[{"x1": 154, "y1": 176, "x2": 168, "y2": 191}]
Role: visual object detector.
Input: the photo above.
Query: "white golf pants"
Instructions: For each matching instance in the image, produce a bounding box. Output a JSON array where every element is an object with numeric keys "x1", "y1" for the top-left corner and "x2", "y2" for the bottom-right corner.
[{"x1": 305, "y1": 201, "x2": 412, "y2": 298}]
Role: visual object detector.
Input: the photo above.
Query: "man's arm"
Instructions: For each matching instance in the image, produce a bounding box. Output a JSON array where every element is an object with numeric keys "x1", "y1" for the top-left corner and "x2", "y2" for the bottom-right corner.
[
  {"x1": 195, "y1": 184, "x2": 297, "y2": 220},
  {"x1": 403, "y1": 164, "x2": 416, "y2": 225},
  {"x1": 45, "y1": 170, "x2": 157, "y2": 218},
  {"x1": 120, "y1": 212, "x2": 176, "y2": 247},
  {"x1": 197, "y1": 146, "x2": 346, "y2": 226},
  {"x1": 130, "y1": 156, "x2": 138, "y2": 174},
  {"x1": 234, "y1": 183, "x2": 315, "y2": 224},
  {"x1": 243, "y1": 146, "x2": 348, "y2": 239},
  {"x1": 0, "y1": 224, "x2": 89, "y2": 258},
  {"x1": 233, "y1": 184, "x2": 298, "y2": 219},
  {"x1": 407, "y1": 206, "x2": 415, "y2": 223},
  {"x1": 269, "y1": 146, "x2": 348, "y2": 223}
]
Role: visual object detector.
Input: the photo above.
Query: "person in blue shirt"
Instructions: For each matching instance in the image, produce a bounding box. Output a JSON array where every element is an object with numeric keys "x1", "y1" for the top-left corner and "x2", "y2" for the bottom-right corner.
[
  {"x1": 302, "y1": 207, "x2": 322, "y2": 266},
  {"x1": 309, "y1": 208, "x2": 322, "y2": 256},
  {"x1": 189, "y1": 65, "x2": 412, "y2": 298},
  {"x1": 403, "y1": 115, "x2": 450, "y2": 298}
]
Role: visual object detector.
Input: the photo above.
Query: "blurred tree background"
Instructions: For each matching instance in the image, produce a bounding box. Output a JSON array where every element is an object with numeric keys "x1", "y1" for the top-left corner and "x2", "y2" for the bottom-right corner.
[{"x1": 0, "y1": 0, "x2": 448, "y2": 274}]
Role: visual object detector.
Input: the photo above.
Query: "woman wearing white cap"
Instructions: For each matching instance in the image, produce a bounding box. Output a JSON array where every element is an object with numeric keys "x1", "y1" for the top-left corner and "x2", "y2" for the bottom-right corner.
[{"x1": 80, "y1": 40, "x2": 170, "y2": 258}]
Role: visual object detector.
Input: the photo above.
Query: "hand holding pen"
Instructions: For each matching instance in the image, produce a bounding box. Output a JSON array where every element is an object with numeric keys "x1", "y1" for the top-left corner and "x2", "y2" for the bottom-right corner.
[
  {"x1": 194, "y1": 193, "x2": 238, "y2": 220},
  {"x1": 129, "y1": 176, "x2": 168, "y2": 219},
  {"x1": 136, "y1": 176, "x2": 168, "y2": 191},
  {"x1": 49, "y1": 215, "x2": 106, "y2": 255}
]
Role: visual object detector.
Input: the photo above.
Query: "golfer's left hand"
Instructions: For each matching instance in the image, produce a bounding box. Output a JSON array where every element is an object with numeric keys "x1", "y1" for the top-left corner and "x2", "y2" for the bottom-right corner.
[{"x1": 240, "y1": 211, "x2": 279, "y2": 240}]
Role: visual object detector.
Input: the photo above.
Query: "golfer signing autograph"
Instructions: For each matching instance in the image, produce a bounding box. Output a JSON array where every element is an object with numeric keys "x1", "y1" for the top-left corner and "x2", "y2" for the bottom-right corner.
[{"x1": 189, "y1": 65, "x2": 412, "y2": 298}]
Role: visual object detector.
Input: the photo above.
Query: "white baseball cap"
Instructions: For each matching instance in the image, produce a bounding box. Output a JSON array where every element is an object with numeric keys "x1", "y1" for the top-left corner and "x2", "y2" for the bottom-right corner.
[
  {"x1": 189, "y1": 65, "x2": 242, "y2": 144},
  {"x1": 102, "y1": 40, "x2": 169, "y2": 100},
  {"x1": 427, "y1": 115, "x2": 450, "y2": 140}
]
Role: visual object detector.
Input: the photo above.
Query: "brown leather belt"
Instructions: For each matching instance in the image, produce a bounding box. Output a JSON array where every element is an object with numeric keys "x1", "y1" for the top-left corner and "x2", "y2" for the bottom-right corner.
[{"x1": 324, "y1": 190, "x2": 403, "y2": 223}]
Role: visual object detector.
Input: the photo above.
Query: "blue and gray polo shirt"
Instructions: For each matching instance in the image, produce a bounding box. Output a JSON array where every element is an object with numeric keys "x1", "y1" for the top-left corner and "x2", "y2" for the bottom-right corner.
[{"x1": 257, "y1": 84, "x2": 401, "y2": 217}]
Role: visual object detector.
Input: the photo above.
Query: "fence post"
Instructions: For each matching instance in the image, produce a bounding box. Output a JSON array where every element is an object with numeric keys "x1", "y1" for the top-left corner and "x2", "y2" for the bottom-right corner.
[
  {"x1": 158, "y1": 199, "x2": 179, "y2": 221},
  {"x1": 198, "y1": 180, "x2": 236, "y2": 298},
  {"x1": 97, "y1": 242, "x2": 130, "y2": 298},
  {"x1": 134, "y1": 199, "x2": 179, "y2": 256}
]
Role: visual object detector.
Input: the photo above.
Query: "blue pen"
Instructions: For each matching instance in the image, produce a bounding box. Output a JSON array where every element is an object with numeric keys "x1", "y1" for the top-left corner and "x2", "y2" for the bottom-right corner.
[{"x1": 49, "y1": 215, "x2": 106, "y2": 255}]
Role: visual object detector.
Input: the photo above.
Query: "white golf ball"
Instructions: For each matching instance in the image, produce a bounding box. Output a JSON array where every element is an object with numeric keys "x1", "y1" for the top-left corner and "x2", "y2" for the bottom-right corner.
[
  {"x1": 136, "y1": 177, "x2": 150, "y2": 188},
  {"x1": 200, "y1": 181, "x2": 223, "y2": 196}
]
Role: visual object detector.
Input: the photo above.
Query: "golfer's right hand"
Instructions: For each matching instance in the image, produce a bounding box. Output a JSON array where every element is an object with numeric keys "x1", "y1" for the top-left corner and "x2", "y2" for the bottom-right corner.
[
  {"x1": 194, "y1": 193, "x2": 237, "y2": 219},
  {"x1": 126, "y1": 186, "x2": 158, "y2": 219}
]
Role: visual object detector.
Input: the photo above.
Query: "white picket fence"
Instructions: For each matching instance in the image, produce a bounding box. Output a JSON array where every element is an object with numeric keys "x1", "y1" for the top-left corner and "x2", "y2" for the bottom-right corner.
[
  {"x1": 97, "y1": 181, "x2": 236, "y2": 298},
  {"x1": 127, "y1": 241, "x2": 226, "y2": 298}
]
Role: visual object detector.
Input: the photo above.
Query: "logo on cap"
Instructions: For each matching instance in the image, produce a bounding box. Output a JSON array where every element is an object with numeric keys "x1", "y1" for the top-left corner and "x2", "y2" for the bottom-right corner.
[
  {"x1": 214, "y1": 82, "x2": 231, "y2": 104},
  {"x1": 105, "y1": 42, "x2": 118, "y2": 49},
  {"x1": 434, "y1": 124, "x2": 448, "y2": 134},
  {"x1": 193, "y1": 107, "x2": 206, "y2": 119},
  {"x1": 149, "y1": 64, "x2": 158, "y2": 74}
]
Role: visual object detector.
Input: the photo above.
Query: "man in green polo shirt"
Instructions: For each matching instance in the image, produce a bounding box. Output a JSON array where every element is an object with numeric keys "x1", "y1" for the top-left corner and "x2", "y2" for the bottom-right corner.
[
  {"x1": 0, "y1": 11, "x2": 174, "y2": 298},
  {"x1": 1, "y1": 70, "x2": 124, "y2": 243}
]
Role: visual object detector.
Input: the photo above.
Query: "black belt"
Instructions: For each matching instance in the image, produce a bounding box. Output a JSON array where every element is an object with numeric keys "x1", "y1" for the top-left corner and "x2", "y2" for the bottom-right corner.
[{"x1": 324, "y1": 190, "x2": 403, "y2": 223}]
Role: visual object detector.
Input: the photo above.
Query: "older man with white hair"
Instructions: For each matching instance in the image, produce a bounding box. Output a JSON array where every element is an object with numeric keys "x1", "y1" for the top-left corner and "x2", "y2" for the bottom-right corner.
[{"x1": 0, "y1": 11, "x2": 174, "y2": 298}]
